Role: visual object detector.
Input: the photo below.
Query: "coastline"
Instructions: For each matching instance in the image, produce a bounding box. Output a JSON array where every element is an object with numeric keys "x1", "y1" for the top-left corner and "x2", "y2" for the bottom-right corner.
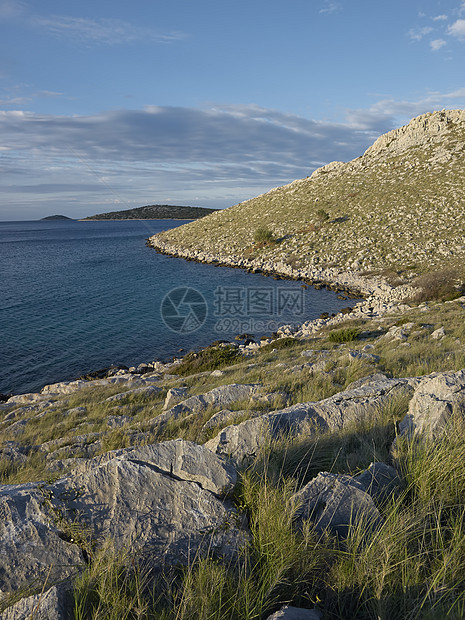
[{"x1": 147, "y1": 235, "x2": 415, "y2": 304}]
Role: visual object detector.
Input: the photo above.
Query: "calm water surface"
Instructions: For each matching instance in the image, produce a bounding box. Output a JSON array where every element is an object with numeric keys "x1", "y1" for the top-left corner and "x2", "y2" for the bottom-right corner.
[{"x1": 0, "y1": 220, "x2": 360, "y2": 394}]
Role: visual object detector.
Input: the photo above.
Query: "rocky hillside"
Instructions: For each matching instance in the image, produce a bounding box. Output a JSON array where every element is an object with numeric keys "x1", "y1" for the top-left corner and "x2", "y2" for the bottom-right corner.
[
  {"x1": 2, "y1": 295, "x2": 465, "y2": 617},
  {"x1": 149, "y1": 110, "x2": 465, "y2": 289},
  {"x1": 82, "y1": 204, "x2": 218, "y2": 220}
]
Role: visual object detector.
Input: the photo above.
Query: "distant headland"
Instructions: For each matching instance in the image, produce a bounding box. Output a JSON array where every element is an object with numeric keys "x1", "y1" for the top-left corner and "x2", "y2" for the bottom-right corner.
[
  {"x1": 40, "y1": 215, "x2": 74, "y2": 221},
  {"x1": 81, "y1": 204, "x2": 219, "y2": 220}
]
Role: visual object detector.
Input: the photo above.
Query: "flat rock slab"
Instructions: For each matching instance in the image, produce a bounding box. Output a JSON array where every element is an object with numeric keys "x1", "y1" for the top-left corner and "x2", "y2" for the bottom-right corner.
[
  {"x1": 206, "y1": 377, "x2": 412, "y2": 466},
  {"x1": 0, "y1": 440, "x2": 240, "y2": 601},
  {"x1": 0, "y1": 483, "x2": 84, "y2": 596},
  {"x1": 68, "y1": 439, "x2": 237, "y2": 497},
  {"x1": 152, "y1": 383, "x2": 262, "y2": 426}
]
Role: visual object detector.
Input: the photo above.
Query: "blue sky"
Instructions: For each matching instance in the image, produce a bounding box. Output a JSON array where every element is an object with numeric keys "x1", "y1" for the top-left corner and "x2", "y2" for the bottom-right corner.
[{"x1": 1, "y1": 0, "x2": 465, "y2": 220}]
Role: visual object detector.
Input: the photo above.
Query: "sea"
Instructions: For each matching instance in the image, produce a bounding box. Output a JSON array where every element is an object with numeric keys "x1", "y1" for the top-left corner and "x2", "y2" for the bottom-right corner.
[{"x1": 0, "y1": 219, "x2": 361, "y2": 395}]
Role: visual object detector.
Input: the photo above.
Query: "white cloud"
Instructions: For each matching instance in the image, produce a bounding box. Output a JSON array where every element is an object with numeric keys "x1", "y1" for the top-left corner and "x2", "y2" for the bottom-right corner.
[
  {"x1": 319, "y1": 1, "x2": 342, "y2": 15},
  {"x1": 433, "y1": 14, "x2": 448, "y2": 21},
  {"x1": 32, "y1": 15, "x2": 185, "y2": 45},
  {"x1": 448, "y1": 18, "x2": 465, "y2": 37},
  {"x1": 431, "y1": 38, "x2": 447, "y2": 50},
  {"x1": 0, "y1": 0, "x2": 27, "y2": 19},
  {"x1": 2, "y1": 94, "x2": 465, "y2": 218},
  {"x1": 408, "y1": 26, "x2": 433, "y2": 41}
]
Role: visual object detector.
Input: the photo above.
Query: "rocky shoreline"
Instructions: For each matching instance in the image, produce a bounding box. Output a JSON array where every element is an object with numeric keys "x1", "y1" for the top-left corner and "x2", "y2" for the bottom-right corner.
[
  {"x1": 147, "y1": 235, "x2": 415, "y2": 338},
  {"x1": 147, "y1": 235, "x2": 415, "y2": 303}
]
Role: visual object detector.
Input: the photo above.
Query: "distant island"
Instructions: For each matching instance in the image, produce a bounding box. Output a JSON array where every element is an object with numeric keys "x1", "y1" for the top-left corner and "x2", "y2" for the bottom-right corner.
[
  {"x1": 40, "y1": 215, "x2": 74, "y2": 221},
  {"x1": 81, "y1": 205, "x2": 219, "y2": 221}
]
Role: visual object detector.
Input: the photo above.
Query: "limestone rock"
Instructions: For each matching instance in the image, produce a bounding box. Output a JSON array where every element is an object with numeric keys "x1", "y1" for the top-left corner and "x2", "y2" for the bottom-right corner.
[
  {"x1": 0, "y1": 440, "x2": 241, "y2": 601},
  {"x1": 354, "y1": 462, "x2": 401, "y2": 503},
  {"x1": 0, "y1": 483, "x2": 84, "y2": 596},
  {"x1": 153, "y1": 384, "x2": 261, "y2": 426},
  {"x1": 266, "y1": 605, "x2": 322, "y2": 619},
  {"x1": 206, "y1": 377, "x2": 412, "y2": 466},
  {"x1": 41, "y1": 380, "x2": 89, "y2": 396},
  {"x1": 105, "y1": 385, "x2": 161, "y2": 402},
  {"x1": 51, "y1": 444, "x2": 241, "y2": 566},
  {"x1": 431, "y1": 326, "x2": 445, "y2": 339},
  {"x1": 163, "y1": 387, "x2": 188, "y2": 410},
  {"x1": 399, "y1": 369, "x2": 465, "y2": 438},
  {"x1": 292, "y1": 471, "x2": 383, "y2": 538},
  {"x1": 0, "y1": 584, "x2": 72, "y2": 620}
]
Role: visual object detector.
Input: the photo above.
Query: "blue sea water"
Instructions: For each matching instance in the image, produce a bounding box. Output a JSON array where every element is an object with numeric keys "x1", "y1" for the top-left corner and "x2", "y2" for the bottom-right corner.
[{"x1": 0, "y1": 219, "x2": 360, "y2": 395}]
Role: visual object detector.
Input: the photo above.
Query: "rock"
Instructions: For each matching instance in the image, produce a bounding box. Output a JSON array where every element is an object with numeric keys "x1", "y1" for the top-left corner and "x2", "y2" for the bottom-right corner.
[
  {"x1": 292, "y1": 471, "x2": 383, "y2": 538},
  {"x1": 154, "y1": 384, "x2": 262, "y2": 426},
  {"x1": 0, "y1": 483, "x2": 84, "y2": 595},
  {"x1": 206, "y1": 377, "x2": 412, "y2": 466},
  {"x1": 354, "y1": 462, "x2": 402, "y2": 503},
  {"x1": 50, "y1": 441, "x2": 242, "y2": 566},
  {"x1": 77, "y1": 364, "x2": 129, "y2": 381},
  {"x1": 202, "y1": 409, "x2": 262, "y2": 431},
  {"x1": 105, "y1": 385, "x2": 161, "y2": 402},
  {"x1": 342, "y1": 350, "x2": 380, "y2": 363},
  {"x1": 5, "y1": 393, "x2": 45, "y2": 407},
  {"x1": 163, "y1": 387, "x2": 188, "y2": 411},
  {"x1": 266, "y1": 605, "x2": 322, "y2": 619},
  {"x1": 431, "y1": 326, "x2": 445, "y2": 339},
  {"x1": 398, "y1": 369, "x2": 465, "y2": 438},
  {"x1": 41, "y1": 380, "x2": 91, "y2": 396},
  {"x1": 62, "y1": 406, "x2": 87, "y2": 418},
  {"x1": 106, "y1": 415, "x2": 132, "y2": 428},
  {"x1": 0, "y1": 441, "x2": 241, "y2": 600},
  {"x1": 210, "y1": 369, "x2": 224, "y2": 377},
  {"x1": 0, "y1": 584, "x2": 72, "y2": 619},
  {"x1": 345, "y1": 373, "x2": 389, "y2": 390}
]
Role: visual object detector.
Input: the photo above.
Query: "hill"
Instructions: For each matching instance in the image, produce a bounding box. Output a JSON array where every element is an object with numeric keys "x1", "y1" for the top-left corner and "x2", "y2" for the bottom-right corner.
[
  {"x1": 148, "y1": 110, "x2": 465, "y2": 297},
  {"x1": 40, "y1": 215, "x2": 73, "y2": 221},
  {"x1": 82, "y1": 204, "x2": 218, "y2": 220}
]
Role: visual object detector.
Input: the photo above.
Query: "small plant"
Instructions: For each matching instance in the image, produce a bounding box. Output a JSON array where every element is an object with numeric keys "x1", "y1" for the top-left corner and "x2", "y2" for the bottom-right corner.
[
  {"x1": 172, "y1": 344, "x2": 241, "y2": 376},
  {"x1": 253, "y1": 227, "x2": 275, "y2": 245},
  {"x1": 315, "y1": 208, "x2": 330, "y2": 222},
  {"x1": 259, "y1": 337, "x2": 298, "y2": 352},
  {"x1": 327, "y1": 326, "x2": 361, "y2": 343}
]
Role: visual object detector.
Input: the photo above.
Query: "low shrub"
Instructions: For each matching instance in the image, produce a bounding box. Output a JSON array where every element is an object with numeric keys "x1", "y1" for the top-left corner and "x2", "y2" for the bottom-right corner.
[
  {"x1": 172, "y1": 344, "x2": 241, "y2": 376},
  {"x1": 253, "y1": 227, "x2": 275, "y2": 245},
  {"x1": 327, "y1": 326, "x2": 361, "y2": 343},
  {"x1": 411, "y1": 269, "x2": 464, "y2": 303},
  {"x1": 259, "y1": 337, "x2": 298, "y2": 352}
]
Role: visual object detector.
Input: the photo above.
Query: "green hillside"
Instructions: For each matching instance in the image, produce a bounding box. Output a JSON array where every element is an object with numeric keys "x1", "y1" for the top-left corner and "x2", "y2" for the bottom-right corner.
[{"x1": 150, "y1": 110, "x2": 465, "y2": 287}]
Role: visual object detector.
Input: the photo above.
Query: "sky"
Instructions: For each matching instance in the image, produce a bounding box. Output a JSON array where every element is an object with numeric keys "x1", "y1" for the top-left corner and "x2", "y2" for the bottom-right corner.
[{"x1": 1, "y1": 0, "x2": 465, "y2": 220}]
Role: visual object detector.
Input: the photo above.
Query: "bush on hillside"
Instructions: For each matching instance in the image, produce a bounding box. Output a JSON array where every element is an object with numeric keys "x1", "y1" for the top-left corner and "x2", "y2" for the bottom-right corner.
[
  {"x1": 411, "y1": 269, "x2": 464, "y2": 303},
  {"x1": 327, "y1": 326, "x2": 361, "y2": 343},
  {"x1": 253, "y1": 227, "x2": 275, "y2": 245},
  {"x1": 172, "y1": 344, "x2": 241, "y2": 376}
]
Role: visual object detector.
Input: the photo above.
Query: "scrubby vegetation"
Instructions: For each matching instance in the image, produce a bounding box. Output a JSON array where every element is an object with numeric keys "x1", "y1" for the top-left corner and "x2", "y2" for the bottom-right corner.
[{"x1": 2, "y1": 292, "x2": 465, "y2": 617}]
